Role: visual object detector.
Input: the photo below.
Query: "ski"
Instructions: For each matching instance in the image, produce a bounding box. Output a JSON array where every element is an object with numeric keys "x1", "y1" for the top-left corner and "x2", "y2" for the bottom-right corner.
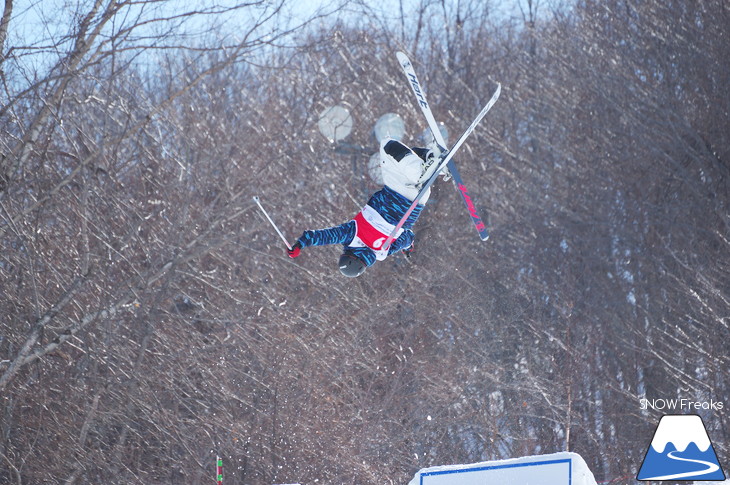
[
  {"x1": 382, "y1": 79, "x2": 501, "y2": 251},
  {"x1": 396, "y1": 51, "x2": 493, "y2": 241}
]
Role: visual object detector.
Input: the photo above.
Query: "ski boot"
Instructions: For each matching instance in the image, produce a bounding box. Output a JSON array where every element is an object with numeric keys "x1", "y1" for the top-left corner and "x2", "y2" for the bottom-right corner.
[{"x1": 416, "y1": 144, "x2": 450, "y2": 187}]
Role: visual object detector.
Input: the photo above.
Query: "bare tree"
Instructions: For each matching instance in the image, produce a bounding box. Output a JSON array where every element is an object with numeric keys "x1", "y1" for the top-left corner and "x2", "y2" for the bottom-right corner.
[{"x1": 1, "y1": 0, "x2": 727, "y2": 483}]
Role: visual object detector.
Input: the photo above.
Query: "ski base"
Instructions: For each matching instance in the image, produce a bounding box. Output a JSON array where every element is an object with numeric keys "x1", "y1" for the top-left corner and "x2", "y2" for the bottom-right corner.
[
  {"x1": 395, "y1": 51, "x2": 496, "y2": 242},
  {"x1": 382, "y1": 64, "x2": 501, "y2": 250}
]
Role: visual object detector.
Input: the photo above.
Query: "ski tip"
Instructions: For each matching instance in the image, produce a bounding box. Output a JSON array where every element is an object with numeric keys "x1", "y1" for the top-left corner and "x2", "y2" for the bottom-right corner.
[
  {"x1": 252, "y1": 195, "x2": 260, "y2": 202},
  {"x1": 395, "y1": 51, "x2": 410, "y2": 65}
]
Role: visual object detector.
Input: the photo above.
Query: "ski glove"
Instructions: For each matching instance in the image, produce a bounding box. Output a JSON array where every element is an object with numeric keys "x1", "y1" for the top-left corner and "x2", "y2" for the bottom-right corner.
[
  {"x1": 287, "y1": 241, "x2": 302, "y2": 258},
  {"x1": 403, "y1": 242, "x2": 414, "y2": 259}
]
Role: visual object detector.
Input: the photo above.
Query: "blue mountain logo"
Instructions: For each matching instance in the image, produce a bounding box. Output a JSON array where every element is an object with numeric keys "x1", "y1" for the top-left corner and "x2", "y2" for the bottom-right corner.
[{"x1": 638, "y1": 414, "x2": 726, "y2": 481}]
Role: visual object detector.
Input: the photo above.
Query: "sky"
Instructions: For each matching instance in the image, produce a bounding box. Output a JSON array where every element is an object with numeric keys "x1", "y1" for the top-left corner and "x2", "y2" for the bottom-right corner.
[
  {"x1": 9, "y1": 0, "x2": 534, "y2": 48},
  {"x1": 5, "y1": 0, "x2": 536, "y2": 88}
]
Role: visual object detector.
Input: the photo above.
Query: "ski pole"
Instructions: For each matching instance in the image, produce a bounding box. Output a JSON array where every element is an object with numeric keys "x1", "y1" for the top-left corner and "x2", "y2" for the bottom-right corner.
[
  {"x1": 216, "y1": 455, "x2": 223, "y2": 485},
  {"x1": 252, "y1": 196, "x2": 292, "y2": 251}
]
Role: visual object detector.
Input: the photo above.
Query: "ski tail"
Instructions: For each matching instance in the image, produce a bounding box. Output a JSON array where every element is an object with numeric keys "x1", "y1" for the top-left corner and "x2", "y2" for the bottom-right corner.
[{"x1": 452, "y1": 170, "x2": 489, "y2": 240}]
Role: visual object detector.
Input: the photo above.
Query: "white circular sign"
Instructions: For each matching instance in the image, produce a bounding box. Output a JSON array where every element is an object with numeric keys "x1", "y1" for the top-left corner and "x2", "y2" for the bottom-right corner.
[
  {"x1": 318, "y1": 105, "x2": 353, "y2": 142},
  {"x1": 420, "y1": 122, "x2": 449, "y2": 146},
  {"x1": 374, "y1": 113, "x2": 406, "y2": 142}
]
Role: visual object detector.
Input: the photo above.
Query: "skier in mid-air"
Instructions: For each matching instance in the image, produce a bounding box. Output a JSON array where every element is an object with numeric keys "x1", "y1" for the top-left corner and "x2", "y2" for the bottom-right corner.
[
  {"x1": 287, "y1": 137, "x2": 447, "y2": 277},
  {"x1": 271, "y1": 52, "x2": 499, "y2": 276}
]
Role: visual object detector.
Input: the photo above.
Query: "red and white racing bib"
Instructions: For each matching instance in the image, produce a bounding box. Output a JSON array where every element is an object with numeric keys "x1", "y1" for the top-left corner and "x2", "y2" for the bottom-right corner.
[{"x1": 350, "y1": 205, "x2": 403, "y2": 260}]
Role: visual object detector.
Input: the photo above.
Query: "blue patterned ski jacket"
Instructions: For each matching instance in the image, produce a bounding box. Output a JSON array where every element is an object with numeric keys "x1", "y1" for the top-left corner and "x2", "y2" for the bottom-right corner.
[{"x1": 296, "y1": 185, "x2": 423, "y2": 267}]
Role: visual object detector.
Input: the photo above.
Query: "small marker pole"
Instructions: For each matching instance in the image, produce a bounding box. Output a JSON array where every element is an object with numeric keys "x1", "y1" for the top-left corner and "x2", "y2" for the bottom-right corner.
[{"x1": 216, "y1": 455, "x2": 223, "y2": 485}]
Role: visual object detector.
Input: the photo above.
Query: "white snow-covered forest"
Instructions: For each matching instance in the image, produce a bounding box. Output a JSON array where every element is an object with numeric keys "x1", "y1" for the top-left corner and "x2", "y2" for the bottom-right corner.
[{"x1": 1, "y1": 0, "x2": 728, "y2": 483}]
